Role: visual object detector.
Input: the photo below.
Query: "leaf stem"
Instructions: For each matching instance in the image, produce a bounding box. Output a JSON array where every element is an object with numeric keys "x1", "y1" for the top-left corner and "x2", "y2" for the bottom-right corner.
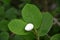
[{"x1": 33, "y1": 28, "x2": 39, "y2": 40}]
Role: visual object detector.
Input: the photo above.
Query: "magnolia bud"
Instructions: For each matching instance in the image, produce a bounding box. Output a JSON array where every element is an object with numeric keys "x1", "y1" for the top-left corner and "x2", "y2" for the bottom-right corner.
[{"x1": 25, "y1": 23, "x2": 34, "y2": 31}]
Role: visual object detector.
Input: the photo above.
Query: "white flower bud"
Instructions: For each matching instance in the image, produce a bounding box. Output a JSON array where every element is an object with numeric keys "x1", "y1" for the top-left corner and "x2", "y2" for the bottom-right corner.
[{"x1": 25, "y1": 23, "x2": 34, "y2": 31}]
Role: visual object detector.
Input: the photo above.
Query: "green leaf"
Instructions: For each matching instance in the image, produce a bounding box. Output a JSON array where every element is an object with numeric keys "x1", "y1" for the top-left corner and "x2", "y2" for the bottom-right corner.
[
  {"x1": 23, "y1": 33, "x2": 35, "y2": 40},
  {"x1": 0, "y1": 6, "x2": 5, "y2": 17},
  {"x1": 8, "y1": 19, "x2": 30, "y2": 35},
  {"x1": 50, "y1": 34, "x2": 60, "y2": 40},
  {"x1": 0, "y1": 32, "x2": 9, "y2": 40},
  {"x1": 38, "y1": 12, "x2": 53, "y2": 36},
  {"x1": 22, "y1": 4, "x2": 42, "y2": 29},
  {"x1": 11, "y1": 35, "x2": 25, "y2": 40},
  {"x1": 10, "y1": 33, "x2": 34, "y2": 40},
  {"x1": 2, "y1": 0, "x2": 10, "y2": 5},
  {"x1": 5, "y1": 8, "x2": 18, "y2": 20},
  {"x1": 0, "y1": 19, "x2": 9, "y2": 31}
]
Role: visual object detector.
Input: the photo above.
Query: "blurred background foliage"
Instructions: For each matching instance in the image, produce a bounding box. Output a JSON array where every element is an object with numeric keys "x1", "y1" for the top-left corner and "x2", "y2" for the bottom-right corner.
[{"x1": 0, "y1": 0, "x2": 60, "y2": 40}]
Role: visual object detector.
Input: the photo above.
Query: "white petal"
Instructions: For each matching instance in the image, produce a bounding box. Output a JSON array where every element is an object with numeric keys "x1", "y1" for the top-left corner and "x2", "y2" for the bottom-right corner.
[{"x1": 25, "y1": 23, "x2": 34, "y2": 31}]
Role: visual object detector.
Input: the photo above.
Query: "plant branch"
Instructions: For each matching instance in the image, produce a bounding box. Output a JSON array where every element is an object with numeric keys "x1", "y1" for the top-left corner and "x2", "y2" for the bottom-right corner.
[
  {"x1": 54, "y1": 18, "x2": 60, "y2": 26},
  {"x1": 33, "y1": 28, "x2": 39, "y2": 40},
  {"x1": 46, "y1": 34, "x2": 51, "y2": 38}
]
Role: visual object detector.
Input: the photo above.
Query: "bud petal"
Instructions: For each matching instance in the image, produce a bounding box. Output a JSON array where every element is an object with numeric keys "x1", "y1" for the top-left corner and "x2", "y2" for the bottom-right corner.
[{"x1": 25, "y1": 23, "x2": 34, "y2": 31}]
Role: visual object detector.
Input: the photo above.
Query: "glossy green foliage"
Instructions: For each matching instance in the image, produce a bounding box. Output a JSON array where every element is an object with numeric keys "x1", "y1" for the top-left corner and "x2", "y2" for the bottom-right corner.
[
  {"x1": 38, "y1": 12, "x2": 53, "y2": 36},
  {"x1": 5, "y1": 8, "x2": 18, "y2": 19},
  {"x1": 11, "y1": 35, "x2": 25, "y2": 40},
  {"x1": 50, "y1": 34, "x2": 60, "y2": 40},
  {"x1": 0, "y1": 32, "x2": 9, "y2": 40},
  {"x1": 10, "y1": 33, "x2": 34, "y2": 40},
  {"x1": 2, "y1": 0, "x2": 10, "y2": 5},
  {"x1": 8, "y1": 19, "x2": 30, "y2": 35},
  {"x1": 0, "y1": 0, "x2": 59, "y2": 40},
  {"x1": 8, "y1": 4, "x2": 53, "y2": 37},
  {"x1": 22, "y1": 4, "x2": 42, "y2": 29},
  {"x1": 23, "y1": 33, "x2": 35, "y2": 40},
  {"x1": 0, "y1": 6, "x2": 5, "y2": 17},
  {"x1": 0, "y1": 19, "x2": 9, "y2": 31}
]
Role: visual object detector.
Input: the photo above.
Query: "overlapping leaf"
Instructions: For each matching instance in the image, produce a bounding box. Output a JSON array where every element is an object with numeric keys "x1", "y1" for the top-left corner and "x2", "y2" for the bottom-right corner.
[
  {"x1": 38, "y1": 12, "x2": 53, "y2": 36},
  {"x1": 22, "y1": 4, "x2": 42, "y2": 29},
  {"x1": 0, "y1": 6, "x2": 5, "y2": 17},
  {"x1": 5, "y1": 8, "x2": 18, "y2": 19},
  {"x1": 0, "y1": 20, "x2": 9, "y2": 31},
  {"x1": 2, "y1": 0, "x2": 11, "y2": 5},
  {"x1": 50, "y1": 34, "x2": 60, "y2": 40},
  {"x1": 8, "y1": 19, "x2": 30, "y2": 35},
  {"x1": 0, "y1": 32, "x2": 9, "y2": 40}
]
